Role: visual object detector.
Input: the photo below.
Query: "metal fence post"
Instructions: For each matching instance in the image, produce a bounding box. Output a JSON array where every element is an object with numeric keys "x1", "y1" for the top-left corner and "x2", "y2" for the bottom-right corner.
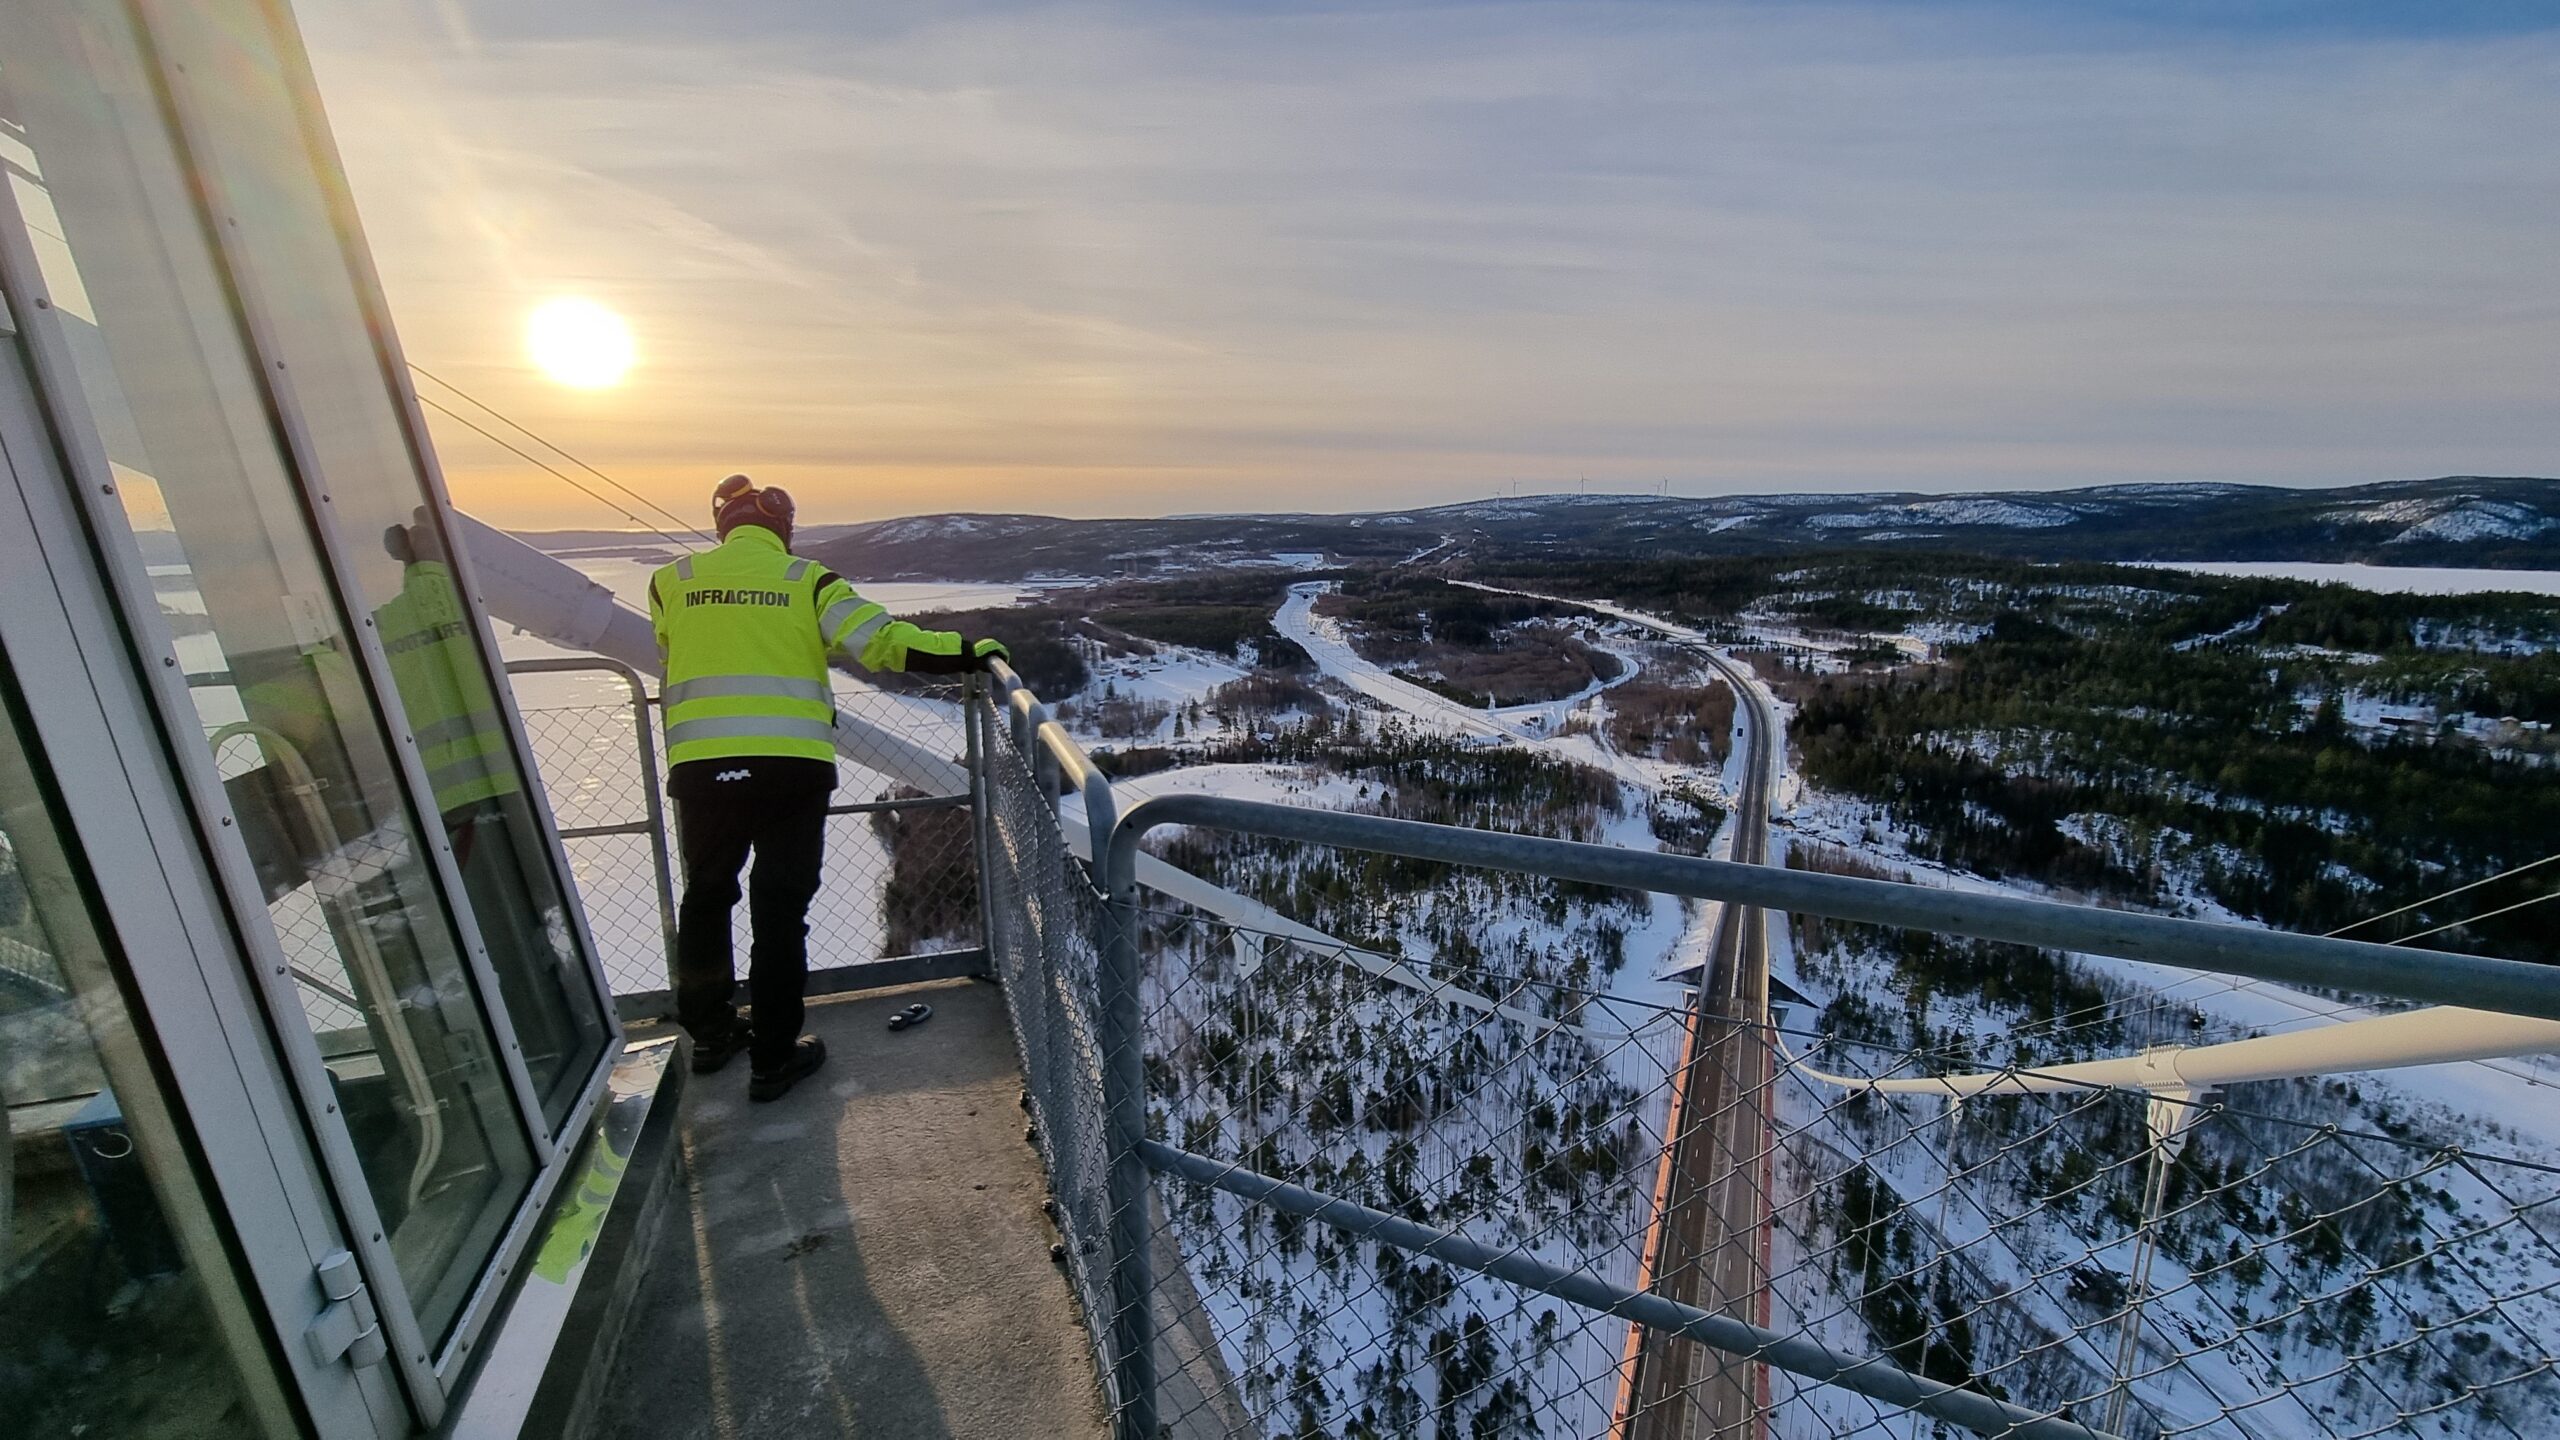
[
  {"x1": 965, "y1": 671, "x2": 997, "y2": 959},
  {"x1": 1098, "y1": 803, "x2": 1157, "y2": 1437},
  {"x1": 630, "y1": 678, "x2": 680, "y2": 993},
  {"x1": 1010, "y1": 686, "x2": 1036, "y2": 758},
  {"x1": 507, "y1": 657, "x2": 680, "y2": 994}
]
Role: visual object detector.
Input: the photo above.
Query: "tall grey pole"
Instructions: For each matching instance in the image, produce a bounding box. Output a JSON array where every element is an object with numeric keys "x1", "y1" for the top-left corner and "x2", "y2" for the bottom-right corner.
[
  {"x1": 1099, "y1": 824, "x2": 1157, "y2": 1436},
  {"x1": 964, "y1": 672, "x2": 997, "y2": 963}
]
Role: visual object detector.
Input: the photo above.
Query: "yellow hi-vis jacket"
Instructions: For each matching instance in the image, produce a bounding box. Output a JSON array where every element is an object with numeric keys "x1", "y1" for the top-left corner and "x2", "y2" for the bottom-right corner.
[
  {"x1": 648, "y1": 525, "x2": 972, "y2": 767},
  {"x1": 375, "y1": 559, "x2": 519, "y2": 814}
]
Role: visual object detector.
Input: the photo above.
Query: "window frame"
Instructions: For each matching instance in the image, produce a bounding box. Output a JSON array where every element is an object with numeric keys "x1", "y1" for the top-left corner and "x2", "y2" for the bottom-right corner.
[{"x1": 0, "y1": 0, "x2": 625, "y2": 1419}]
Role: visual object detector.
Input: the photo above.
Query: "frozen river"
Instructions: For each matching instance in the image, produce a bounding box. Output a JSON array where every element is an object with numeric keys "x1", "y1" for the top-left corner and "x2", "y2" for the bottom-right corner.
[{"x1": 2132, "y1": 560, "x2": 2560, "y2": 596}]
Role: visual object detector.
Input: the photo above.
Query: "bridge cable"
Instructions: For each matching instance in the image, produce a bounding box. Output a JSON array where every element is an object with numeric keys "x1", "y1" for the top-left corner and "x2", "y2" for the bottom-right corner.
[
  {"x1": 408, "y1": 364, "x2": 716, "y2": 548},
  {"x1": 1930, "y1": 848, "x2": 2560, "y2": 1055},
  {"x1": 412, "y1": 391, "x2": 703, "y2": 553},
  {"x1": 2384, "y1": 887, "x2": 2560, "y2": 947},
  {"x1": 2324, "y1": 850, "x2": 2560, "y2": 940}
]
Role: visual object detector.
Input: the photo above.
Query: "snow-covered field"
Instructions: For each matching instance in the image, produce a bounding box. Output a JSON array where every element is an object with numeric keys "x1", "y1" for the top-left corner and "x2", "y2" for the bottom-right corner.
[{"x1": 501, "y1": 548, "x2": 2557, "y2": 1437}]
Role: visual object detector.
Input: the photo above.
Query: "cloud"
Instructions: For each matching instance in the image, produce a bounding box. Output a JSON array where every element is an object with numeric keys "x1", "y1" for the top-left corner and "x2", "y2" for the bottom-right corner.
[{"x1": 295, "y1": 1, "x2": 2560, "y2": 526}]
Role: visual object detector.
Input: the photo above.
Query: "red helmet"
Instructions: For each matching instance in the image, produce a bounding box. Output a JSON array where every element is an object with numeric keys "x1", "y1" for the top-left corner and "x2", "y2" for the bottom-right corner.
[{"x1": 712, "y1": 473, "x2": 795, "y2": 538}]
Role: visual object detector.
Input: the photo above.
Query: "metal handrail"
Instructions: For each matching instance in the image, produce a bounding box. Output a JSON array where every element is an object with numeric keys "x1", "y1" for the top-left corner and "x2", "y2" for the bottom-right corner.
[
  {"x1": 1139, "y1": 1139, "x2": 2120, "y2": 1440},
  {"x1": 954, "y1": 649, "x2": 2560, "y2": 1440},
  {"x1": 981, "y1": 658, "x2": 1152, "y2": 1431},
  {"x1": 985, "y1": 659, "x2": 1118, "y2": 868},
  {"x1": 1102, "y1": 792, "x2": 2560, "y2": 1023},
  {"x1": 1083, "y1": 788, "x2": 2556, "y2": 1440}
]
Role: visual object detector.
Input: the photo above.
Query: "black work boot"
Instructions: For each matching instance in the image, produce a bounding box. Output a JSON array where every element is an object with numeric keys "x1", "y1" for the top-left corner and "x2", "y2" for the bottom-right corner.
[
  {"x1": 748, "y1": 1035, "x2": 828, "y2": 1102},
  {"x1": 688, "y1": 1012, "x2": 755, "y2": 1075}
]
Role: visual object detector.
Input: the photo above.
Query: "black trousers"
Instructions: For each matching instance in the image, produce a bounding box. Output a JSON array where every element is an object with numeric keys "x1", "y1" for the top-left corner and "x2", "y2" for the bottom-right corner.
[{"x1": 670, "y1": 757, "x2": 835, "y2": 1070}]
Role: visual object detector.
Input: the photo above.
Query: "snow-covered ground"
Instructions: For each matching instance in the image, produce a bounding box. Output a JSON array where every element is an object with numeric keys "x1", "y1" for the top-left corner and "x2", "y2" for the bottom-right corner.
[
  {"x1": 1068, "y1": 578, "x2": 1765, "y2": 1434},
  {"x1": 1068, "y1": 646, "x2": 1254, "y2": 746},
  {"x1": 506, "y1": 547, "x2": 2558, "y2": 1435},
  {"x1": 1433, "y1": 580, "x2": 2560, "y2": 1438}
]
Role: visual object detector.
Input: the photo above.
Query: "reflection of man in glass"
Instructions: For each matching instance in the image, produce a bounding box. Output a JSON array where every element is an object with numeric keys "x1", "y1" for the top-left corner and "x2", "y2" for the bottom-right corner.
[
  {"x1": 378, "y1": 511, "x2": 515, "y2": 831},
  {"x1": 377, "y1": 512, "x2": 589, "y2": 1089}
]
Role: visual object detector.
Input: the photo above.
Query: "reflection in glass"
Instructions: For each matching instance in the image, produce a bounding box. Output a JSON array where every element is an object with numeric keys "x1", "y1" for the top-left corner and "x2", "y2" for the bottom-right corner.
[
  {"x1": 0, "y1": 661, "x2": 265, "y2": 1438},
  {"x1": 4, "y1": 2, "x2": 532, "y2": 1344},
  {"x1": 163, "y1": 3, "x2": 609, "y2": 1127}
]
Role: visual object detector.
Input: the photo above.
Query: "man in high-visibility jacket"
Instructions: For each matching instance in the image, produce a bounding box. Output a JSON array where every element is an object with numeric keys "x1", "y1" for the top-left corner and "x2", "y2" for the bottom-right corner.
[{"x1": 650, "y1": 474, "x2": 1007, "y2": 1101}]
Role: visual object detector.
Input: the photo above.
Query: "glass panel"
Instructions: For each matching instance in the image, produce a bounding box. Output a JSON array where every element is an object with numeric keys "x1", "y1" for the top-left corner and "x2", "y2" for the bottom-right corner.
[
  {"x1": 1, "y1": 3, "x2": 533, "y2": 1345},
  {"x1": 0, "y1": 660, "x2": 267, "y2": 1437},
  {"x1": 153, "y1": 5, "x2": 609, "y2": 1129}
]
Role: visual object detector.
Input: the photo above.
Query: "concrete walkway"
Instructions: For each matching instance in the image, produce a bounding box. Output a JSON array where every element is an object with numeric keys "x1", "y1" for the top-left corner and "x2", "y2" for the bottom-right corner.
[{"x1": 589, "y1": 980, "x2": 1109, "y2": 1440}]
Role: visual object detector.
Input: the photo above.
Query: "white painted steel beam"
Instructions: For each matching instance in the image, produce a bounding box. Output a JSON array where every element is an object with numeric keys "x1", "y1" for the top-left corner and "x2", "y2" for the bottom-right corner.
[
  {"x1": 458, "y1": 513, "x2": 970, "y2": 793},
  {"x1": 1833, "y1": 1005, "x2": 2560, "y2": 1101}
]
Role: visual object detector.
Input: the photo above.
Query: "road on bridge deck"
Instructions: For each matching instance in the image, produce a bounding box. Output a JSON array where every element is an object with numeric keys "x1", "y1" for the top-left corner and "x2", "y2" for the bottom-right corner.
[{"x1": 1617, "y1": 640, "x2": 1779, "y2": 1440}]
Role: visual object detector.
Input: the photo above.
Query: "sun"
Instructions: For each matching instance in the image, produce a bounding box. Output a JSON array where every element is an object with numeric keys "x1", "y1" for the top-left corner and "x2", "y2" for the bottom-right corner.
[{"x1": 526, "y1": 297, "x2": 635, "y2": 389}]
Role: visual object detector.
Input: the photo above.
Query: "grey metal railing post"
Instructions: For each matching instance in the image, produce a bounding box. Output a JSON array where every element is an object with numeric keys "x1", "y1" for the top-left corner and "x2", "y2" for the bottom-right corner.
[
  {"x1": 1092, "y1": 759, "x2": 1155, "y2": 1437},
  {"x1": 1003, "y1": 684, "x2": 1063, "y2": 797},
  {"x1": 1099, "y1": 887, "x2": 1156, "y2": 1436},
  {"x1": 507, "y1": 657, "x2": 680, "y2": 991},
  {"x1": 1034, "y1": 738, "x2": 1063, "y2": 800},
  {"x1": 631, "y1": 678, "x2": 679, "y2": 992},
  {"x1": 964, "y1": 671, "x2": 996, "y2": 957},
  {"x1": 1008, "y1": 684, "x2": 1038, "y2": 758}
]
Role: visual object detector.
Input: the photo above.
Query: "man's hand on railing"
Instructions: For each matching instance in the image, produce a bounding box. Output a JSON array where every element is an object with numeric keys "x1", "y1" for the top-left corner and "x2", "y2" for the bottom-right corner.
[{"x1": 971, "y1": 637, "x2": 1011, "y2": 671}]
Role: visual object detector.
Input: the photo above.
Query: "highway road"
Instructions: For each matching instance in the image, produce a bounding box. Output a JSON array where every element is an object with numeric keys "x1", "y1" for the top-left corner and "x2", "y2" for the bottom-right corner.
[
  {"x1": 1617, "y1": 641, "x2": 1779, "y2": 1440},
  {"x1": 1398, "y1": 578, "x2": 1791, "y2": 1436}
]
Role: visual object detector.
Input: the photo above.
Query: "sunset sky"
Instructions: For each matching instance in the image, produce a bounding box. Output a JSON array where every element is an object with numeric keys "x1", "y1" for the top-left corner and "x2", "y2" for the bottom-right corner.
[{"x1": 295, "y1": 1, "x2": 2560, "y2": 531}]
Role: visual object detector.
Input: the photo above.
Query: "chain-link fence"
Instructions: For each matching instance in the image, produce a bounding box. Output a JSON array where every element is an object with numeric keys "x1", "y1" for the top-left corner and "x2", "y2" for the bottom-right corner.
[
  {"x1": 980, "y1": 697, "x2": 1122, "y2": 1402},
  {"x1": 1760, "y1": 914, "x2": 2560, "y2": 1440},
  {"x1": 209, "y1": 729, "x2": 371, "y2": 1040},
  {"x1": 1103, "y1": 897, "x2": 2560, "y2": 1440},
  {"x1": 1133, "y1": 904, "x2": 1690, "y2": 1439},
  {"x1": 645, "y1": 668, "x2": 2560, "y2": 1440},
  {"x1": 505, "y1": 661, "x2": 985, "y2": 1013}
]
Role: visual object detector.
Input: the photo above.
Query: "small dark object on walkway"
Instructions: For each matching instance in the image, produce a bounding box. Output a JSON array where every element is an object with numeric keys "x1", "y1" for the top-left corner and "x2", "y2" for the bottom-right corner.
[{"x1": 887, "y1": 1001, "x2": 933, "y2": 1031}]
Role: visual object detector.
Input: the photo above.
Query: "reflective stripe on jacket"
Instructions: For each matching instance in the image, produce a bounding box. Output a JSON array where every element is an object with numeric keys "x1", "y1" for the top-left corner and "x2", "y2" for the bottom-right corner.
[{"x1": 648, "y1": 525, "x2": 971, "y2": 766}]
